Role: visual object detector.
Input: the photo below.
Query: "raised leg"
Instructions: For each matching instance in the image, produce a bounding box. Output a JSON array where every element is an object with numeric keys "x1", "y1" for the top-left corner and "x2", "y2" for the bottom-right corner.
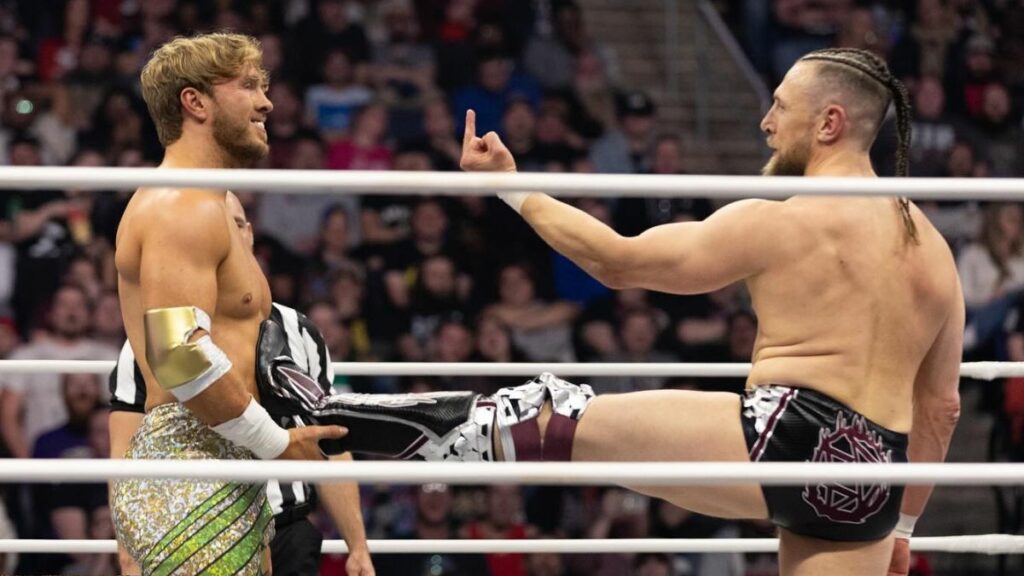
[
  {"x1": 778, "y1": 529, "x2": 892, "y2": 576},
  {"x1": 566, "y1": 389, "x2": 769, "y2": 519}
]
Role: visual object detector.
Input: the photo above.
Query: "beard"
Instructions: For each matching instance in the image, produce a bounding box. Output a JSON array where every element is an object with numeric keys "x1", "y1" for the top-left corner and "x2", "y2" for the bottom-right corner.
[
  {"x1": 761, "y1": 140, "x2": 811, "y2": 176},
  {"x1": 212, "y1": 112, "x2": 268, "y2": 167}
]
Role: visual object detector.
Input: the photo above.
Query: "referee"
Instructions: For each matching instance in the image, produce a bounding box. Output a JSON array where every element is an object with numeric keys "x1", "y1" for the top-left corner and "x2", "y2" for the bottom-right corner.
[{"x1": 108, "y1": 304, "x2": 374, "y2": 576}]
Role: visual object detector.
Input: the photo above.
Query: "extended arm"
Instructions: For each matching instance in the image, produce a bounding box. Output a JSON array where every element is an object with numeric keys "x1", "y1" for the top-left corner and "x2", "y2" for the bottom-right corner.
[
  {"x1": 459, "y1": 110, "x2": 778, "y2": 294},
  {"x1": 318, "y1": 452, "x2": 374, "y2": 575}
]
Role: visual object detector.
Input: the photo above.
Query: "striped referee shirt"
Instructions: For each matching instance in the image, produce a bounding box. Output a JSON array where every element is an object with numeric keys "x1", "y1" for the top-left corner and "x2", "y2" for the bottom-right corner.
[{"x1": 108, "y1": 304, "x2": 335, "y2": 518}]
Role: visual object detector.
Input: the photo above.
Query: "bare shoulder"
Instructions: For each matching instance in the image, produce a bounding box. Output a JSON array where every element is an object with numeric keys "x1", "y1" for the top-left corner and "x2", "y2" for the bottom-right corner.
[
  {"x1": 127, "y1": 188, "x2": 231, "y2": 253},
  {"x1": 910, "y1": 203, "x2": 960, "y2": 291}
]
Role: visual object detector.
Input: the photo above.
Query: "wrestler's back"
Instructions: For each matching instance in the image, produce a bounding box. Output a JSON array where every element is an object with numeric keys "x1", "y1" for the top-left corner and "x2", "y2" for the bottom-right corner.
[
  {"x1": 115, "y1": 188, "x2": 272, "y2": 412},
  {"x1": 745, "y1": 196, "x2": 959, "y2": 432}
]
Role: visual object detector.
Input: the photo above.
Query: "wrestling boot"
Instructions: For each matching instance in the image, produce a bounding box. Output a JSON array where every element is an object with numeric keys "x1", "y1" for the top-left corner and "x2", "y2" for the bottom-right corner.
[{"x1": 256, "y1": 319, "x2": 596, "y2": 461}]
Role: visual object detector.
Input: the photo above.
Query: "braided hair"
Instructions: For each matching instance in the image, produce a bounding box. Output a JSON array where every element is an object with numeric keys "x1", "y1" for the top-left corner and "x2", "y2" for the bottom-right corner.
[{"x1": 799, "y1": 48, "x2": 918, "y2": 243}]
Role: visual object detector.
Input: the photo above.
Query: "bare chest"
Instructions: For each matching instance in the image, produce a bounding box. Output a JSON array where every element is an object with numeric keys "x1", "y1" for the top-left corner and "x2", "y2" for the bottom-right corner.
[{"x1": 217, "y1": 237, "x2": 272, "y2": 322}]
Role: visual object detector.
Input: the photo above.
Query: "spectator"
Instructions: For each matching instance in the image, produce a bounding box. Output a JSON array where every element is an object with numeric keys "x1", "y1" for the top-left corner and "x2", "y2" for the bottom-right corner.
[
  {"x1": 431, "y1": 0, "x2": 480, "y2": 91},
  {"x1": 566, "y1": 50, "x2": 618, "y2": 139},
  {"x1": 62, "y1": 254, "x2": 102, "y2": 303},
  {"x1": 616, "y1": 135, "x2": 713, "y2": 236},
  {"x1": 632, "y1": 553, "x2": 674, "y2": 576},
  {"x1": 90, "y1": 290, "x2": 123, "y2": 349},
  {"x1": 0, "y1": 284, "x2": 117, "y2": 460},
  {"x1": 523, "y1": 0, "x2": 617, "y2": 91},
  {"x1": 910, "y1": 76, "x2": 960, "y2": 177},
  {"x1": 453, "y1": 49, "x2": 541, "y2": 136},
  {"x1": 407, "y1": 254, "x2": 471, "y2": 346},
  {"x1": 287, "y1": 0, "x2": 371, "y2": 87},
  {"x1": 964, "y1": 83, "x2": 1024, "y2": 177},
  {"x1": 28, "y1": 376, "x2": 104, "y2": 573},
  {"x1": 260, "y1": 133, "x2": 361, "y2": 255},
  {"x1": 31, "y1": 84, "x2": 80, "y2": 166},
  {"x1": 304, "y1": 204, "x2": 363, "y2": 302},
  {"x1": 305, "y1": 48, "x2": 374, "y2": 138},
  {"x1": 265, "y1": 82, "x2": 309, "y2": 168},
  {"x1": 671, "y1": 281, "x2": 748, "y2": 358},
  {"x1": 591, "y1": 308, "x2": 678, "y2": 394},
  {"x1": 429, "y1": 318, "x2": 474, "y2": 364},
  {"x1": 768, "y1": 0, "x2": 844, "y2": 82},
  {"x1": 835, "y1": 7, "x2": 886, "y2": 56},
  {"x1": 948, "y1": 34, "x2": 999, "y2": 118},
  {"x1": 32, "y1": 374, "x2": 100, "y2": 460},
  {"x1": 589, "y1": 90, "x2": 657, "y2": 174},
  {"x1": 374, "y1": 483, "x2": 491, "y2": 575},
  {"x1": 959, "y1": 203, "x2": 1024, "y2": 311},
  {"x1": 61, "y1": 503, "x2": 118, "y2": 576},
  {"x1": 413, "y1": 94, "x2": 463, "y2": 171},
  {"x1": 34, "y1": 0, "x2": 90, "y2": 82},
  {"x1": 649, "y1": 497, "x2": 742, "y2": 576},
  {"x1": 473, "y1": 312, "x2": 527, "y2": 364},
  {"x1": 371, "y1": 0, "x2": 438, "y2": 110},
  {"x1": 502, "y1": 97, "x2": 539, "y2": 169},
  {"x1": 532, "y1": 105, "x2": 586, "y2": 170},
  {"x1": 6, "y1": 137, "x2": 83, "y2": 332},
  {"x1": 302, "y1": 298, "x2": 363, "y2": 392},
  {"x1": 383, "y1": 198, "x2": 461, "y2": 310},
  {"x1": 327, "y1": 101, "x2": 394, "y2": 170},
  {"x1": 890, "y1": 0, "x2": 959, "y2": 80},
  {"x1": 461, "y1": 485, "x2": 538, "y2": 576},
  {"x1": 328, "y1": 263, "x2": 392, "y2": 361},
  {"x1": 959, "y1": 203, "x2": 1024, "y2": 354},
  {"x1": 257, "y1": 33, "x2": 285, "y2": 80},
  {"x1": 485, "y1": 263, "x2": 579, "y2": 362}
]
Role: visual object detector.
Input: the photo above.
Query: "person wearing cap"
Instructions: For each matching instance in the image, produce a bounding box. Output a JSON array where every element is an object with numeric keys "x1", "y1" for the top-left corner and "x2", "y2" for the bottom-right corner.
[{"x1": 588, "y1": 90, "x2": 657, "y2": 173}]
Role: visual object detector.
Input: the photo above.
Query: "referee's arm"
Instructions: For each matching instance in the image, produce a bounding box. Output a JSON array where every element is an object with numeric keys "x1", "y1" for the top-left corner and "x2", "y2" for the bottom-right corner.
[{"x1": 318, "y1": 452, "x2": 374, "y2": 575}]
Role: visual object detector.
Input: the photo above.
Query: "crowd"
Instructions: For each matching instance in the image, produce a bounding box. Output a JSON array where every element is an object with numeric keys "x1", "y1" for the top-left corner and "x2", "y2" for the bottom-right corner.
[{"x1": 0, "y1": 0, "x2": 1019, "y2": 574}]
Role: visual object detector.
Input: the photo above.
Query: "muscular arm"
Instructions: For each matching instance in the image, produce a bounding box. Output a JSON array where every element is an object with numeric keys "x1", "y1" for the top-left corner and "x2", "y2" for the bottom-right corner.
[
  {"x1": 460, "y1": 111, "x2": 779, "y2": 294},
  {"x1": 517, "y1": 195, "x2": 779, "y2": 294},
  {"x1": 902, "y1": 289, "x2": 964, "y2": 519},
  {"x1": 136, "y1": 193, "x2": 250, "y2": 425}
]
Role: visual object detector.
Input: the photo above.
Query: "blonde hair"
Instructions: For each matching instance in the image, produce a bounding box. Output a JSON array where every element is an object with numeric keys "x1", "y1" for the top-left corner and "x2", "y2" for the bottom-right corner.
[{"x1": 141, "y1": 33, "x2": 267, "y2": 146}]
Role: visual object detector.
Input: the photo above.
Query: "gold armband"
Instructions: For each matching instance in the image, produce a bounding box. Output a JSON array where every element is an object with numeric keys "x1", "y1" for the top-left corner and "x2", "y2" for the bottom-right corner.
[{"x1": 144, "y1": 306, "x2": 232, "y2": 402}]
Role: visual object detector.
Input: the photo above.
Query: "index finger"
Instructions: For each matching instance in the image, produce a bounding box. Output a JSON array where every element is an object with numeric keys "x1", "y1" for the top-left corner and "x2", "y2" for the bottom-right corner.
[{"x1": 463, "y1": 109, "x2": 476, "y2": 147}]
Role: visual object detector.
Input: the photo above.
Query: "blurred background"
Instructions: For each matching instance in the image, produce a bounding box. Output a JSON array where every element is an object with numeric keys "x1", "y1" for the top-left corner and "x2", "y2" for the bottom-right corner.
[{"x1": 0, "y1": 0, "x2": 1021, "y2": 574}]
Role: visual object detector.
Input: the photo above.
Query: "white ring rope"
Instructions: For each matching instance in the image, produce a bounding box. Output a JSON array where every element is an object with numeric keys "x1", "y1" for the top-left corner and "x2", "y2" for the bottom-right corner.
[
  {"x1": 2, "y1": 460, "x2": 1024, "y2": 485},
  {"x1": 2, "y1": 167, "x2": 1024, "y2": 200},
  {"x1": 2, "y1": 535, "x2": 1021, "y2": 555},
  {"x1": 0, "y1": 360, "x2": 1020, "y2": 380}
]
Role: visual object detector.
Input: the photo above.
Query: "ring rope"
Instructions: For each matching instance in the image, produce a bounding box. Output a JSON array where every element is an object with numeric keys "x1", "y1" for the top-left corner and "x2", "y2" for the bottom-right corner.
[
  {"x1": 1, "y1": 536, "x2": 1021, "y2": 555},
  {"x1": 0, "y1": 360, "x2": 1019, "y2": 380},
  {"x1": 2, "y1": 167, "x2": 1023, "y2": 200},
  {"x1": 2, "y1": 460, "x2": 1024, "y2": 485}
]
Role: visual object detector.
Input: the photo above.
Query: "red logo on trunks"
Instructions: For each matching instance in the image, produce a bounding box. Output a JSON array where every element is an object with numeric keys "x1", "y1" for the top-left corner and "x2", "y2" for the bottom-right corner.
[{"x1": 801, "y1": 413, "x2": 892, "y2": 524}]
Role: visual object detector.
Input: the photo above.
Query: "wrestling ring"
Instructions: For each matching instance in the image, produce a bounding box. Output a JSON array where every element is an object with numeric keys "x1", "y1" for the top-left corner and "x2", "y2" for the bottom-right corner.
[{"x1": 1, "y1": 167, "x2": 1023, "y2": 558}]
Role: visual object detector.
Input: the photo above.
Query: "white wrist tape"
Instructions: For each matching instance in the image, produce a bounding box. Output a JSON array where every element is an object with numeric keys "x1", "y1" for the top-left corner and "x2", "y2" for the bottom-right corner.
[
  {"x1": 893, "y1": 513, "x2": 918, "y2": 539},
  {"x1": 211, "y1": 398, "x2": 289, "y2": 460},
  {"x1": 497, "y1": 191, "x2": 533, "y2": 213}
]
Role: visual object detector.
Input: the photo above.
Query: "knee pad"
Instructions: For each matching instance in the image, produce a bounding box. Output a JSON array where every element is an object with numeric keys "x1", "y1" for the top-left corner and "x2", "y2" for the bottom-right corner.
[{"x1": 493, "y1": 372, "x2": 595, "y2": 461}]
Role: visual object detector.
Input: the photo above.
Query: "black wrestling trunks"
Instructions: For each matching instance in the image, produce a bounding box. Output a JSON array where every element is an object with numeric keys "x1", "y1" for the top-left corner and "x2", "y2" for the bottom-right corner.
[{"x1": 740, "y1": 385, "x2": 909, "y2": 541}]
